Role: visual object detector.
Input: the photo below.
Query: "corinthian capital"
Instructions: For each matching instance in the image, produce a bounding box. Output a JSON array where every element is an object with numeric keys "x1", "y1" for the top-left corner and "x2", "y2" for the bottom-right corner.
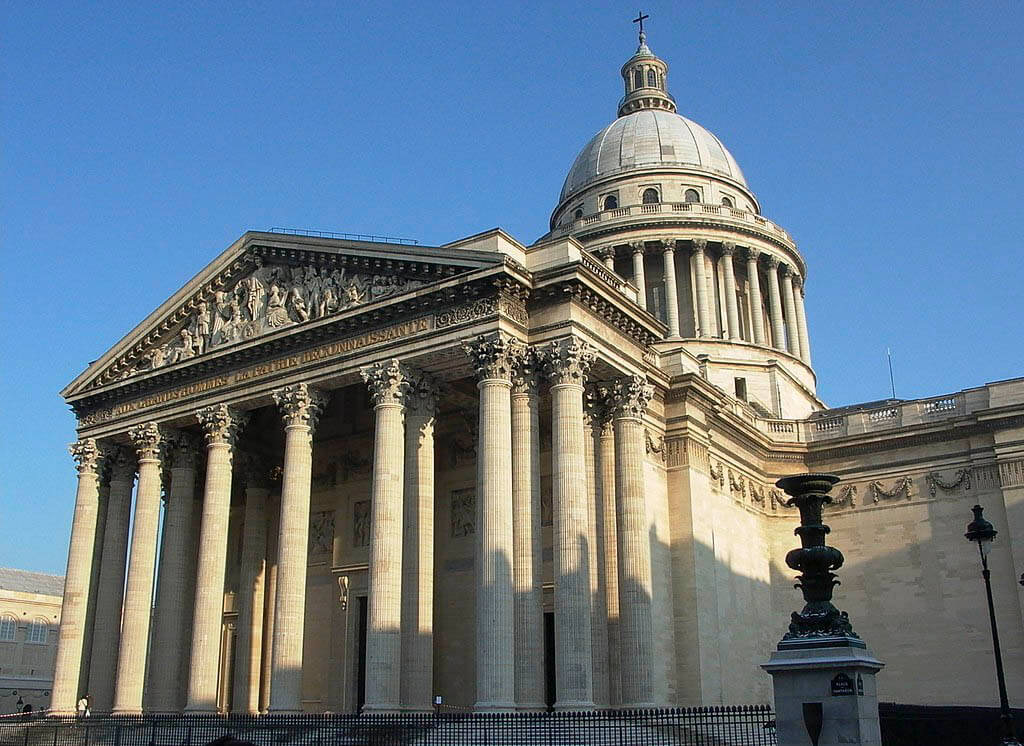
[
  {"x1": 360, "y1": 359, "x2": 412, "y2": 406},
  {"x1": 542, "y1": 336, "x2": 594, "y2": 386},
  {"x1": 511, "y1": 346, "x2": 543, "y2": 395},
  {"x1": 764, "y1": 254, "x2": 781, "y2": 269},
  {"x1": 741, "y1": 246, "x2": 761, "y2": 263},
  {"x1": 596, "y1": 245, "x2": 617, "y2": 261},
  {"x1": 167, "y1": 431, "x2": 201, "y2": 470},
  {"x1": 781, "y1": 263, "x2": 795, "y2": 278},
  {"x1": 196, "y1": 404, "x2": 249, "y2": 447},
  {"x1": 106, "y1": 445, "x2": 136, "y2": 481},
  {"x1": 462, "y1": 332, "x2": 525, "y2": 382},
  {"x1": 720, "y1": 241, "x2": 737, "y2": 257},
  {"x1": 612, "y1": 374, "x2": 654, "y2": 419},
  {"x1": 129, "y1": 422, "x2": 164, "y2": 461},
  {"x1": 585, "y1": 384, "x2": 615, "y2": 430},
  {"x1": 405, "y1": 370, "x2": 440, "y2": 417},
  {"x1": 691, "y1": 238, "x2": 708, "y2": 254},
  {"x1": 69, "y1": 438, "x2": 104, "y2": 476},
  {"x1": 273, "y1": 383, "x2": 329, "y2": 430},
  {"x1": 660, "y1": 239, "x2": 678, "y2": 253},
  {"x1": 629, "y1": 240, "x2": 646, "y2": 256}
]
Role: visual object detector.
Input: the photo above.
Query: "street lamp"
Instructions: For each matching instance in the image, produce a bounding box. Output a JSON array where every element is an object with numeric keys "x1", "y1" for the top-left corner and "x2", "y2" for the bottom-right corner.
[{"x1": 964, "y1": 504, "x2": 1021, "y2": 746}]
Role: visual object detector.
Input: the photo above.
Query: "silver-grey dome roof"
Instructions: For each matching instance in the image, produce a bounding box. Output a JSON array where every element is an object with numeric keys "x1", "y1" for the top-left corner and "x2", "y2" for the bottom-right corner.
[{"x1": 559, "y1": 110, "x2": 747, "y2": 204}]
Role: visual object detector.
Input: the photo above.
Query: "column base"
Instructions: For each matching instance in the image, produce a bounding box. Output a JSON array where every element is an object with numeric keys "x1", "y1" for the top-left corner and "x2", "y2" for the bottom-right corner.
[
  {"x1": 110, "y1": 707, "x2": 143, "y2": 716},
  {"x1": 181, "y1": 706, "x2": 221, "y2": 716},
  {"x1": 516, "y1": 702, "x2": 549, "y2": 712},
  {"x1": 554, "y1": 700, "x2": 596, "y2": 712},
  {"x1": 361, "y1": 703, "x2": 402, "y2": 714},
  {"x1": 618, "y1": 701, "x2": 656, "y2": 710},
  {"x1": 474, "y1": 701, "x2": 517, "y2": 713}
]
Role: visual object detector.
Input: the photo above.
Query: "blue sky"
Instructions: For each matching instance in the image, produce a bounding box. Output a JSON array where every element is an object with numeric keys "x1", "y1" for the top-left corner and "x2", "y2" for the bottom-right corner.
[{"x1": 3, "y1": 1, "x2": 1022, "y2": 574}]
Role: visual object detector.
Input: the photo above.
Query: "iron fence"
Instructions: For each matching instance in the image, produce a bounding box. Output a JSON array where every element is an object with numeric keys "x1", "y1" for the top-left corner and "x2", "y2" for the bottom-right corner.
[{"x1": 0, "y1": 706, "x2": 775, "y2": 746}]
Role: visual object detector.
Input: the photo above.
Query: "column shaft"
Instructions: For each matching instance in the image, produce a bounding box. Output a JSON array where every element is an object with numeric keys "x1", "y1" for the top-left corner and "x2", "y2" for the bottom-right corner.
[
  {"x1": 599, "y1": 422, "x2": 621, "y2": 706},
  {"x1": 780, "y1": 268, "x2": 802, "y2": 357},
  {"x1": 78, "y1": 479, "x2": 108, "y2": 701},
  {"x1": 794, "y1": 280, "x2": 812, "y2": 365},
  {"x1": 691, "y1": 241, "x2": 712, "y2": 337},
  {"x1": 259, "y1": 496, "x2": 280, "y2": 713},
  {"x1": 88, "y1": 450, "x2": 135, "y2": 713},
  {"x1": 51, "y1": 441, "x2": 104, "y2": 714},
  {"x1": 721, "y1": 245, "x2": 741, "y2": 340},
  {"x1": 745, "y1": 251, "x2": 767, "y2": 345},
  {"x1": 400, "y1": 376, "x2": 436, "y2": 712},
  {"x1": 765, "y1": 257, "x2": 787, "y2": 350},
  {"x1": 613, "y1": 377, "x2": 655, "y2": 707},
  {"x1": 585, "y1": 414, "x2": 610, "y2": 707},
  {"x1": 269, "y1": 385, "x2": 325, "y2": 712},
  {"x1": 147, "y1": 438, "x2": 197, "y2": 713},
  {"x1": 631, "y1": 244, "x2": 647, "y2": 311},
  {"x1": 661, "y1": 243, "x2": 680, "y2": 337},
  {"x1": 511, "y1": 369, "x2": 545, "y2": 710},
  {"x1": 233, "y1": 479, "x2": 269, "y2": 713}
]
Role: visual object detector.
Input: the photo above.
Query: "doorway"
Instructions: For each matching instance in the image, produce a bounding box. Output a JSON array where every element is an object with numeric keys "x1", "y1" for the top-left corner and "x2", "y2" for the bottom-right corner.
[
  {"x1": 357, "y1": 596, "x2": 368, "y2": 712},
  {"x1": 544, "y1": 611, "x2": 555, "y2": 710}
]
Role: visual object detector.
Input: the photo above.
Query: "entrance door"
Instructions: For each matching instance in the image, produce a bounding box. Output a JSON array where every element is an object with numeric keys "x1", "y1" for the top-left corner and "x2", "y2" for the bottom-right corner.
[
  {"x1": 544, "y1": 611, "x2": 555, "y2": 710},
  {"x1": 357, "y1": 596, "x2": 368, "y2": 712}
]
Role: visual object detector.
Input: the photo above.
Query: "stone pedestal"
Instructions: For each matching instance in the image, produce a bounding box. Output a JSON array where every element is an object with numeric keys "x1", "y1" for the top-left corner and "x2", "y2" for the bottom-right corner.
[{"x1": 762, "y1": 637, "x2": 883, "y2": 746}]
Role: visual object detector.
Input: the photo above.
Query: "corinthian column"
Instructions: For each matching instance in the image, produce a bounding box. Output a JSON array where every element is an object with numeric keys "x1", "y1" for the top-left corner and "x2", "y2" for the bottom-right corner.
[
  {"x1": 148, "y1": 433, "x2": 200, "y2": 713},
  {"x1": 543, "y1": 337, "x2": 595, "y2": 710},
  {"x1": 233, "y1": 453, "x2": 271, "y2": 713},
  {"x1": 612, "y1": 375, "x2": 655, "y2": 708},
  {"x1": 88, "y1": 446, "x2": 135, "y2": 713},
  {"x1": 743, "y1": 248, "x2": 767, "y2": 345},
  {"x1": 631, "y1": 242, "x2": 647, "y2": 311},
  {"x1": 360, "y1": 361, "x2": 409, "y2": 712},
  {"x1": 597, "y1": 400, "x2": 621, "y2": 705},
  {"x1": 794, "y1": 275, "x2": 812, "y2": 365},
  {"x1": 400, "y1": 371, "x2": 438, "y2": 712},
  {"x1": 51, "y1": 440, "x2": 106, "y2": 714},
  {"x1": 780, "y1": 265, "x2": 802, "y2": 358},
  {"x1": 691, "y1": 239, "x2": 712, "y2": 337},
  {"x1": 765, "y1": 255, "x2": 787, "y2": 351},
  {"x1": 463, "y1": 332, "x2": 524, "y2": 711},
  {"x1": 661, "y1": 240, "x2": 681, "y2": 338},
  {"x1": 511, "y1": 351, "x2": 545, "y2": 710},
  {"x1": 268, "y1": 384, "x2": 327, "y2": 712},
  {"x1": 584, "y1": 389, "x2": 611, "y2": 708},
  {"x1": 597, "y1": 246, "x2": 616, "y2": 271},
  {"x1": 185, "y1": 405, "x2": 248, "y2": 713},
  {"x1": 720, "y1": 243, "x2": 741, "y2": 340},
  {"x1": 111, "y1": 423, "x2": 165, "y2": 714}
]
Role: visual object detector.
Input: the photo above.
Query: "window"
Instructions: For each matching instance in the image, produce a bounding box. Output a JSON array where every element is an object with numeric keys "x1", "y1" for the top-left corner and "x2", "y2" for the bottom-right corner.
[
  {"x1": 573, "y1": 208, "x2": 583, "y2": 220},
  {"x1": 603, "y1": 194, "x2": 618, "y2": 210},
  {"x1": 735, "y1": 378, "x2": 748, "y2": 401},
  {"x1": 642, "y1": 188, "x2": 660, "y2": 204},
  {"x1": 721, "y1": 196, "x2": 734, "y2": 208},
  {"x1": 0, "y1": 615, "x2": 15, "y2": 641},
  {"x1": 634, "y1": 70, "x2": 643, "y2": 90},
  {"x1": 647, "y1": 69, "x2": 657, "y2": 88},
  {"x1": 684, "y1": 189, "x2": 700, "y2": 203},
  {"x1": 27, "y1": 618, "x2": 48, "y2": 644}
]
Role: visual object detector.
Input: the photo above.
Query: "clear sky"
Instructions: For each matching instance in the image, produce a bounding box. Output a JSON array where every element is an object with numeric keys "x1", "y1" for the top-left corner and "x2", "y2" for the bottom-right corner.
[{"x1": 3, "y1": 1, "x2": 1022, "y2": 575}]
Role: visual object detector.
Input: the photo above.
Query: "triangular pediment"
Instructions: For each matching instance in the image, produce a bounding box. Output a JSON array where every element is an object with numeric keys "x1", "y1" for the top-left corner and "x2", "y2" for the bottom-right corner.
[{"x1": 65, "y1": 231, "x2": 503, "y2": 397}]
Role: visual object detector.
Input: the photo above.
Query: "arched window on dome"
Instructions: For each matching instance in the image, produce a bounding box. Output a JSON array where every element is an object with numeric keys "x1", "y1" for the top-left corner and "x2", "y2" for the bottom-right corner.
[
  {"x1": 684, "y1": 189, "x2": 701, "y2": 203},
  {"x1": 634, "y1": 70, "x2": 643, "y2": 90},
  {"x1": 0, "y1": 614, "x2": 15, "y2": 641},
  {"x1": 603, "y1": 194, "x2": 618, "y2": 210},
  {"x1": 647, "y1": 69, "x2": 657, "y2": 88},
  {"x1": 573, "y1": 208, "x2": 583, "y2": 220},
  {"x1": 27, "y1": 618, "x2": 48, "y2": 644},
  {"x1": 642, "y1": 188, "x2": 660, "y2": 204},
  {"x1": 721, "y1": 196, "x2": 734, "y2": 208}
]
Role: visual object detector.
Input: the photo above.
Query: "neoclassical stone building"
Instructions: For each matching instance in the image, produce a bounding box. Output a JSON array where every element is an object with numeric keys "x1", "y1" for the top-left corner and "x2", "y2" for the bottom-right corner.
[{"x1": 52, "y1": 31, "x2": 1023, "y2": 715}]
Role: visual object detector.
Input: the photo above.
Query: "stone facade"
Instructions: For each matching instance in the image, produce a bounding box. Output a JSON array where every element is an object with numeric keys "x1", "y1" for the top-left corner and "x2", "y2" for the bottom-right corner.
[
  {"x1": 49, "y1": 33, "x2": 1023, "y2": 716},
  {"x1": 0, "y1": 569, "x2": 63, "y2": 714}
]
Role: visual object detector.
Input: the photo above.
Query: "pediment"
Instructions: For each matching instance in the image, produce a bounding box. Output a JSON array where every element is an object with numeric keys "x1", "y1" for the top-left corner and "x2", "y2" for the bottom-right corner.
[{"x1": 66, "y1": 233, "x2": 501, "y2": 397}]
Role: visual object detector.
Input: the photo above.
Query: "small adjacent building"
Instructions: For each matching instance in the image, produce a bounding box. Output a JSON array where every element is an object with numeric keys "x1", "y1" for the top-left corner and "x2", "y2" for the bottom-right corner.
[{"x1": 0, "y1": 568, "x2": 63, "y2": 714}]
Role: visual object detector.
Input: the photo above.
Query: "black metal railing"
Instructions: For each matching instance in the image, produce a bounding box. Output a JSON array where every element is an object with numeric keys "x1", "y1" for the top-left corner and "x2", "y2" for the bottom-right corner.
[
  {"x1": 267, "y1": 227, "x2": 419, "y2": 245},
  {"x1": 0, "y1": 706, "x2": 776, "y2": 746}
]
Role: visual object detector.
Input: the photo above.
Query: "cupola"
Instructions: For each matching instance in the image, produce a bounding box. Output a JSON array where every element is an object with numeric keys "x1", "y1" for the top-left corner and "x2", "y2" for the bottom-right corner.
[{"x1": 618, "y1": 26, "x2": 675, "y2": 117}]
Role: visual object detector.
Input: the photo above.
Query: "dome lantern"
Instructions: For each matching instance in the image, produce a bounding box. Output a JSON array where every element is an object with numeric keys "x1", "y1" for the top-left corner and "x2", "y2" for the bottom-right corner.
[{"x1": 618, "y1": 17, "x2": 676, "y2": 117}]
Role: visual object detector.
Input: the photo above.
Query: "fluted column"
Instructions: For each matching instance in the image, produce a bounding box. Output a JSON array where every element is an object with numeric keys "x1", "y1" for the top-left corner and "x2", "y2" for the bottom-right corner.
[
  {"x1": 259, "y1": 494, "x2": 280, "y2": 713},
  {"x1": 360, "y1": 361, "x2": 409, "y2": 712},
  {"x1": 232, "y1": 454, "x2": 271, "y2": 713},
  {"x1": 631, "y1": 241, "x2": 647, "y2": 311},
  {"x1": 661, "y1": 240, "x2": 681, "y2": 337},
  {"x1": 148, "y1": 433, "x2": 199, "y2": 713},
  {"x1": 268, "y1": 384, "x2": 327, "y2": 712},
  {"x1": 464, "y1": 332, "x2": 523, "y2": 711},
  {"x1": 598, "y1": 246, "x2": 616, "y2": 271},
  {"x1": 743, "y1": 248, "x2": 767, "y2": 345},
  {"x1": 584, "y1": 389, "x2": 610, "y2": 708},
  {"x1": 88, "y1": 446, "x2": 135, "y2": 713},
  {"x1": 597, "y1": 407, "x2": 621, "y2": 706},
  {"x1": 780, "y1": 265, "x2": 802, "y2": 358},
  {"x1": 794, "y1": 275, "x2": 812, "y2": 365},
  {"x1": 612, "y1": 375, "x2": 655, "y2": 708},
  {"x1": 720, "y1": 242, "x2": 741, "y2": 340},
  {"x1": 765, "y1": 255, "x2": 787, "y2": 351},
  {"x1": 185, "y1": 405, "x2": 248, "y2": 713},
  {"x1": 79, "y1": 475, "x2": 109, "y2": 702},
  {"x1": 544, "y1": 337, "x2": 595, "y2": 710},
  {"x1": 51, "y1": 440, "x2": 106, "y2": 714},
  {"x1": 510, "y1": 351, "x2": 545, "y2": 710},
  {"x1": 400, "y1": 372, "x2": 438, "y2": 712},
  {"x1": 691, "y1": 239, "x2": 712, "y2": 337}
]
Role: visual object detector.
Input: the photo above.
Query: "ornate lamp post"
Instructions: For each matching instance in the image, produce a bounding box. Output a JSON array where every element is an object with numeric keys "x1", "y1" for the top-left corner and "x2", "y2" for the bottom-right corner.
[{"x1": 964, "y1": 505, "x2": 1021, "y2": 746}]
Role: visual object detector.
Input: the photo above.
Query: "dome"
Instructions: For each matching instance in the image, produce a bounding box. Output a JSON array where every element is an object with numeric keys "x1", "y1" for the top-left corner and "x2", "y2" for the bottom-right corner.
[{"x1": 558, "y1": 109, "x2": 748, "y2": 205}]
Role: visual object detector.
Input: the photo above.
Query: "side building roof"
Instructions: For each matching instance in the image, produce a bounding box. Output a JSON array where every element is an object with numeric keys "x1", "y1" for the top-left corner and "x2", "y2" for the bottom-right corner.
[{"x1": 0, "y1": 568, "x2": 64, "y2": 598}]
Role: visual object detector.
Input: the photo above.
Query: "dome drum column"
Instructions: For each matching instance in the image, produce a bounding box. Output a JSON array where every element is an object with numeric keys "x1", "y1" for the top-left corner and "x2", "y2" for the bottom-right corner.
[
  {"x1": 765, "y1": 255, "x2": 787, "y2": 351},
  {"x1": 793, "y1": 275, "x2": 812, "y2": 365},
  {"x1": 720, "y1": 243, "x2": 741, "y2": 341},
  {"x1": 630, "y1": 242, "x2": 647, "y2": 311},
  {"x1": 743, "y1": 249, "x2": 767, "y2": 345},
  {"x1": 690, "y1": 239, "x2": 712, "y2": 338},
  {"x1": 780, "y1": 265, "x2": 802, "y2": 359},
  {"x1": 660, "y1": 240, "x2": 681, "y2": 338}
]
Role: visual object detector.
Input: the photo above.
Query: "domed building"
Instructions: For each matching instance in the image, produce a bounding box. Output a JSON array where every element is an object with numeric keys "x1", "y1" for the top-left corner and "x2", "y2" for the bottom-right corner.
[{"x1": 50, "y1": 26, "x2": 1022, "y2": 718}]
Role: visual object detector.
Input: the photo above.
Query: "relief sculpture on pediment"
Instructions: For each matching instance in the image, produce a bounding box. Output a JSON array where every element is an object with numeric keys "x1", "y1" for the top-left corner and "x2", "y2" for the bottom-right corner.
[{"x1": 126, "y1": 262, "x2": 424, "y2": 380}]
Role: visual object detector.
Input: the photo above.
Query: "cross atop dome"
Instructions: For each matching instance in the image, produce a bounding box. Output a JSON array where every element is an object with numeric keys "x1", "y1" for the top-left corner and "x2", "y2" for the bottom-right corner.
[{"x1": 633, "y1": 10, "x2": 649, "y2": 46}]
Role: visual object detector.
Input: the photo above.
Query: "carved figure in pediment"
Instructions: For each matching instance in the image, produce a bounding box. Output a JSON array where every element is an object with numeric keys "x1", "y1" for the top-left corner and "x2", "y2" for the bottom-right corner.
[
  {"x1": 289, "y1": 285, "x2": 309, "y2": 322},
  {"x1": 239, "y1": 274, "x2": 265, "y2": 322},
  {"x1": 265, "y1": 283, "x2": 290, "y2": 327},
  {"x1": 193, "y1": 301, "x2": 211, "y2": 354}
]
